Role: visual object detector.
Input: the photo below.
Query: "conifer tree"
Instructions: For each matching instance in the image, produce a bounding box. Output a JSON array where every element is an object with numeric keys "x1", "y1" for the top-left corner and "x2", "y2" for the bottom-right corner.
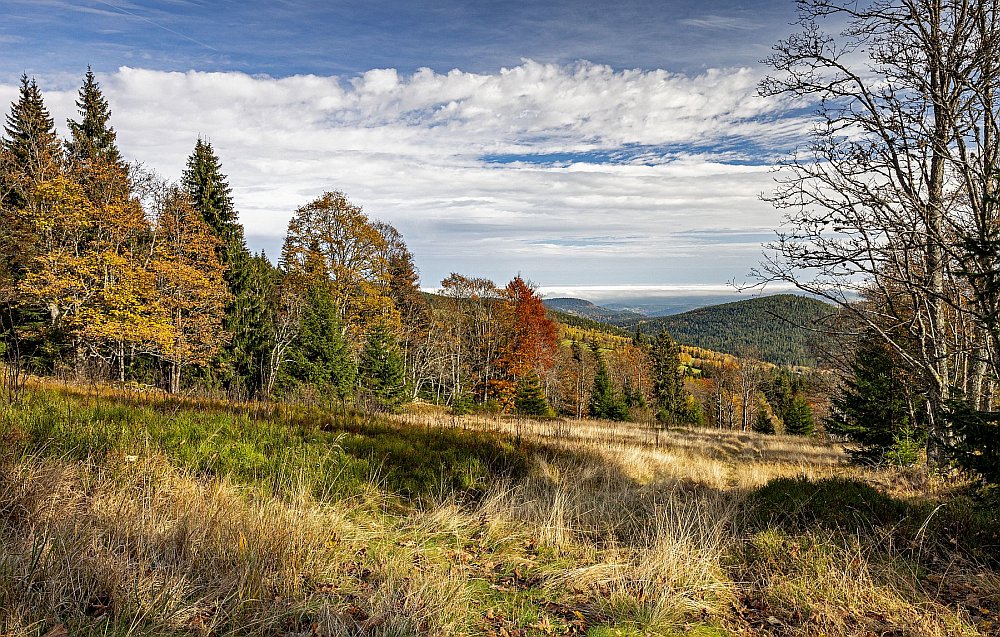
[
  {"x1": 753, "y1": 405, "x2": 775, "y2": 434},
  {"x1": 183, "y1": 139, "x2": 241, "y2": 246},
  {"x1": 2, "y1": 75, "x2": 63, "y2": 200},
  {"x1": 651, "y1": 330, "x2": 687, "y2": 425},
  {"x1": 589, "y1": 344, "x2": 628, "y2": 421},
  {"x1": 632, "y1": 323, "x2": 648, "y2": 348},
  {"x1": 283, "y1": 280, "x2": 355, "y2": 400},
  {"x1": 1, "y1": 75, "x2": 63, "y2": 274},
  {"x1": 515, "y1": 370, "x2": 553, "y2": 417},
  {"x1": 783, "y1": 396, "x2": 815, "y2": 436},
  {"x1": 358, "y1": 324, "x2": 408, "y2": 412},
  {"x1": 827, "y1": 338, "x2": 917, "y2": 463},
  {"x1": 182, "y1": 138, "x2": 264, "y2": 394},
  {"x1": 1, "y1": 75, "x2": 65, "y2": 366},
  {"x1": 66, "y1": 68, "x2": 122, "y2": 170},
  {"x1": 228, "y1": 253, "x2": 276, "y2": 398}
]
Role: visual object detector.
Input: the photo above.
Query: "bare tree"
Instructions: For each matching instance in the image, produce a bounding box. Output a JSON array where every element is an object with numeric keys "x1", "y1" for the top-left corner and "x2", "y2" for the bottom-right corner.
[
  {"x1": 735, "y1": 353, "x2": 769, "y2": 432},
  {"x1": 756, "y1": 0, "x2": 1000, "y2": 457}
]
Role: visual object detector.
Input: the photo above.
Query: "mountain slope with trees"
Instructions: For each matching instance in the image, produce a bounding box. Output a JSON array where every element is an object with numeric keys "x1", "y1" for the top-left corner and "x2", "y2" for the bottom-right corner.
[{"x1": 623, "y1": 294, "x2": 834, "y2": 367}]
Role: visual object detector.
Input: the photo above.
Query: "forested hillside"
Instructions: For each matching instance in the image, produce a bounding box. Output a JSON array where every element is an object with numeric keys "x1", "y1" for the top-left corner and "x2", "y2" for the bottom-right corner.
[{"x1": 623, "y1": 294, "x2": 834, "y2": 367}]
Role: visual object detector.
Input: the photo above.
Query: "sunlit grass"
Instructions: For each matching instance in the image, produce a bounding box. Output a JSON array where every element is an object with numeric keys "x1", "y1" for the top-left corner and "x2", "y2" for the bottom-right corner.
[{"x1": 0, "y1": 383, "x2": 996, "y2": 636}]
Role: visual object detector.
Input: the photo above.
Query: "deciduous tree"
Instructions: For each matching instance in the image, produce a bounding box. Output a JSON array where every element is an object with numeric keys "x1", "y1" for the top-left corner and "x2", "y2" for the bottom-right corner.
[{"x1": 152, "y1": 187, "x2": 228, "y2": 393}]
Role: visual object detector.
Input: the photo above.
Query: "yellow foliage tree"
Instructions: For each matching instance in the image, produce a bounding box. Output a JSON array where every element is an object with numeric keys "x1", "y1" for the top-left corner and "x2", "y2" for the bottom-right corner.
[
  {"x1": 281, "y1": 191, "x2": 399, "y2": 345},
  {"x1": 152, "y1": 187, "x2": 229, "y2": 393}
]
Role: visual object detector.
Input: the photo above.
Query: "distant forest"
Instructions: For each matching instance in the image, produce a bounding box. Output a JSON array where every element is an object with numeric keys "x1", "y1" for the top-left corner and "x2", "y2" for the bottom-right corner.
[
  {"x1": 624, "y1": 295, "x2": 835, "y2": 368},
  {"x1": 546, "y1": 295, "x2": 835, "y2": 368}
]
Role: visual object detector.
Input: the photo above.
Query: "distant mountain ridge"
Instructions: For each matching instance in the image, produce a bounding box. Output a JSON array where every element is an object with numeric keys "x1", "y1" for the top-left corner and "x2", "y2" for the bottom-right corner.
[
  {"x1": 547, "y1": 294, "x2": 835, "y2": 367},
  {"x1": 542, "y1": 297, "x2": 644, "y2": 324}
]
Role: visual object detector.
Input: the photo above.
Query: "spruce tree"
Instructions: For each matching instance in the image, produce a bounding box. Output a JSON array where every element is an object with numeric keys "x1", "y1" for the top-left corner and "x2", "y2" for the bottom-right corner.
[
  {"x1": 358, "y1": 324, "x2": 408, "y2": 412},
  {"x1": 651, "y1": 330, "x2": 687, "y2": 425},
  {"x1": 1, "y1": 75, "x2": 64, "y2": 366},
  {"x1": 589, "y1": 344, "x2": 629, "y2": 421},
  {"x1": 182, "y1": 138, "x2": 262, "y2": 394},
  {"x1": 2, "y1": 75, "x2": 63, "y2": 269},
  {"x1": 752, "y1": 406, "x2": 775, "y2": 434},
  {"x1": 827, "y1": 338, "x2": 917, "y2": 463},
  {"x1": 515, "y1": 370, "x2": 553, "y2": 416},
  {"x1": 183, "y1": 139, "x2": 242, "y2": 245},
  {"x1": 66, "y1": 68, "x2": 122, "y2": 169},
  {"x1": 284, "y1": 281, "x2": 355, "y2": 400},
  {"x1": 783, "y1": 395, "x2": 815, "y2": 436},
  {"x1": 632, "y1": 322, "x2": 648, "y2": 348},
  {"x1": 3, "y1": 74, "x2": 63, "y2": 199},
  {"x1": 227, "y1": 253, "x2": 276, "y2": 398}
]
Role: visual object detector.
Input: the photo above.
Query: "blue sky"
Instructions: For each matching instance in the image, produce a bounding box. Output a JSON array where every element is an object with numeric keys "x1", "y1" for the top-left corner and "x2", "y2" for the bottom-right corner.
[{"x1": 0, "y1": 0, "x2": 810, "y2": 300}]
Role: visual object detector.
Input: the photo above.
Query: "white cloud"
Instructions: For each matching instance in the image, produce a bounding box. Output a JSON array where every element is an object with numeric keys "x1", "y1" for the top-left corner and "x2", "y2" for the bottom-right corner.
[{"x1": 10, "y1": 61, "x2": 802, "y2": 287}]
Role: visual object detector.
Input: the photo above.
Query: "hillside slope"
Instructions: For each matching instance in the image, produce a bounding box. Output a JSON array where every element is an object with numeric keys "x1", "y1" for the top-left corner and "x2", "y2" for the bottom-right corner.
[
  {"x1": 622, "y1": 294, "x2": 835, "y2": 367},
  {"x1": 543, "y1": 297, "x2": 643, "y2": 323}
]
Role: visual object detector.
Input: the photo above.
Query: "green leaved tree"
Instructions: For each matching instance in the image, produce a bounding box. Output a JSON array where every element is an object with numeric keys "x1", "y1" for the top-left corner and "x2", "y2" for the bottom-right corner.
[
  {"x1": 66, "y1": 68, "x2": 123, "y2": 171},
  {"x1": 515, "y1": 369, "x2": 553, "y2": 417},
  {"x1": 282, "y1": 280, "x2": 355, "y2": 400},
  {"x1": 182, "y1": 138, "x2": 270, "y2": 395},
  {"x1": 1, "y1": 75, "x2": 66, "y2": 368},
  {"x1": 651, "y1": 330, "x2": 688, "y2": 425},
  {"x1": 783, "y1": 395, "x2": 815, "y2": 436}
]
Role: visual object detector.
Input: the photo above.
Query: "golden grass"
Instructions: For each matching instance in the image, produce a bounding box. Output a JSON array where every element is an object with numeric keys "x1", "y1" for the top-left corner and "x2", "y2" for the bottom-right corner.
[
  {"x1": 394, "y1": 410, "x2": 849, "y2": 490},
  {"x1": 0, "y1": 395, "x2": 995, "y2": 636}
]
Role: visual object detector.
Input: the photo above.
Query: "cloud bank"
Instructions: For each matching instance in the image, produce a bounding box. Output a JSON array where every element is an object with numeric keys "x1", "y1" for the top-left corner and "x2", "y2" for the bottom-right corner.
[{"x1": 2, "y1": 61, "x2": 805, "y2": 288}]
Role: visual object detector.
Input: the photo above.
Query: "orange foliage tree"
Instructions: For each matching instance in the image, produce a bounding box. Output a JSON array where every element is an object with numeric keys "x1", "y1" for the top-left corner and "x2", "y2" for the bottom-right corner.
[{"x1": 497, "y1": 276, "x2": 558, "y2": 408}]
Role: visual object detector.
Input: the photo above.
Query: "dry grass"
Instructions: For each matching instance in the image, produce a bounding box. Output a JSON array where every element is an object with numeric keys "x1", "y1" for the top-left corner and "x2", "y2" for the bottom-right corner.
[
  {"x1": 0, "y1": 393, "x2": 995, "y2": 636},
  {"x1": 394, "y1": 410, "x2": 849, "y2": 490}
]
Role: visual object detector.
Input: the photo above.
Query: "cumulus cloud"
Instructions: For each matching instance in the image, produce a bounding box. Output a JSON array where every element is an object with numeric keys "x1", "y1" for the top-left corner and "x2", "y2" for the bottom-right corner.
[{"x1": 8, "y1": 61, "x2": 804, "y2": 287}]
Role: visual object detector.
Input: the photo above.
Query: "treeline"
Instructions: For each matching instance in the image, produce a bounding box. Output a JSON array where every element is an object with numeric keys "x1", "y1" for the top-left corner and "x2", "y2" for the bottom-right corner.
[
  {"x1": 0, "y1": 71, "x2": 821, "y2": 434},
  {"x1": 0, "y1": 73, "x2": 573, "y2": 412}
]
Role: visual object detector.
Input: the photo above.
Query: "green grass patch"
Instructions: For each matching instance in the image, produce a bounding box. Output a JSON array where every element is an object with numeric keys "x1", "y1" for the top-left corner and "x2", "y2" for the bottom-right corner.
[{"x1": 1, "y1": 388, "x2": 530, "y2": 503}]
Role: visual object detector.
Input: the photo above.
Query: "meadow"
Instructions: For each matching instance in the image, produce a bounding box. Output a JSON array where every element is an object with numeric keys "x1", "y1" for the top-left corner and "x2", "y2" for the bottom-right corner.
[{"x1": 0, "y1": 379, "x2": 997, "y2": 637}]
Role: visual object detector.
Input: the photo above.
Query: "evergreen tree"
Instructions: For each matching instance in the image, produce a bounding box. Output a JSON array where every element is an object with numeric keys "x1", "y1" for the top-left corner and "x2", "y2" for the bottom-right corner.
[
  {"x1": 632, "y1": 322, "x2": 648, "y2": 348},
  {"x1": 651, "y1": 330, "x2": 687, "y2": 425},
  {"x1": 283, "y1": 281, "x2": 355, "y2": 399},
  {"x1": 764, "y1": 369, "x2": 795, "y2": 418},
  {"x1": 752, "y1": 405, "x2": 775, "y2": 434},
  {"x1": 3, "y1": 74, "x2": 63, "y2": 201},
  {"x1": 183, "y1": 139, "x2": 242, "y2": 246},
  {"x1": 515, "y1": 370, "x2": 553, "y2": 416},
  {"x1": 783, "y1": 395, "x2": 815, "y2": 436},
  {"x1": 623, "y1": 380, "x2": 647, "y2": 409},
  {"x1": 182, "y1": 138, "x2": 261, "y2": 394},
  {"x1": 358, "y1": 324, "x2": 408, "y2": 412},
  {"x1": 589, "y1": 344, "x2": 629, "y2": 421},
  {"x1": 827, "y1": 338, "x2": 918, "y2": 463},
  {"x1": 1, "y1": 75, "x2": 65, "y2": 367},
  {"x1": 2, "y1": 75, "x2": 63, "y2": 264},
  {"x1": 66, "y1": 68, "x2": 122, "y2": 170},
  {"x1": 226, "y1": 253, "x2": 276, "y2": 398},
  {"x1": 945, "y1": 397, "x2": 1000, "y2": 484}
]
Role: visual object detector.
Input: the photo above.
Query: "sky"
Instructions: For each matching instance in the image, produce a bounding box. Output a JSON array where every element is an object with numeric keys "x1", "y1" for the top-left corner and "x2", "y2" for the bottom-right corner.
[{"x1": 0, "y1": 0, "x2": 813, "y2": 301}]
